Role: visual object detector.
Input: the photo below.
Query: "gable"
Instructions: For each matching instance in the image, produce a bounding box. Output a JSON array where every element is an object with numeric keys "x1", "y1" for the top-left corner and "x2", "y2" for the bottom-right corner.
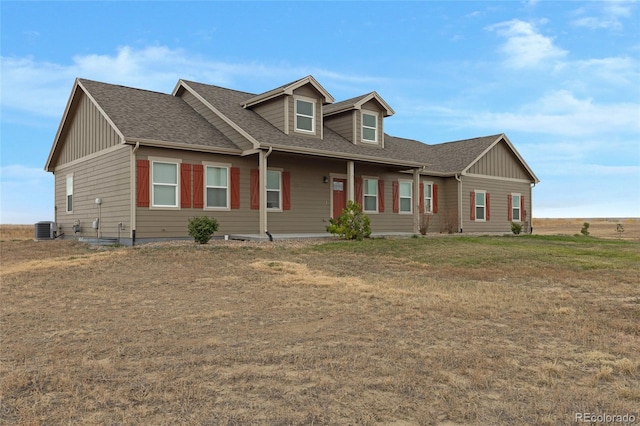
[{"x1": 467, "y1": 139, "x2": 534, "y2": 181}]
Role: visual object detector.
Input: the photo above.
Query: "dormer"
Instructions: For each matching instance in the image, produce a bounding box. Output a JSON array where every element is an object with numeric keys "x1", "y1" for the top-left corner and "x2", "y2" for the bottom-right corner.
[
  {"x1": 242, "y1": 76, "x2": 334, "y2": 138},
  {"x1": 324, "y1": 92, "x2": 394, "y2": 148}
]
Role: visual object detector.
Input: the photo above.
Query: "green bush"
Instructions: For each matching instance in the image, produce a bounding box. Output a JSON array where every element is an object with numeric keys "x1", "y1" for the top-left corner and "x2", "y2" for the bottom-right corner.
[
  {"x1": 581, "y1": 222, "x2": 590, "y2": 236},
  {"x1": 188, "y1": 216, "x2": 219, "y2": 244},
  {"x1": 326, "y1": 201, "x2": 371, "y2": 241},
  {"x1": 511, "y1": 222, "x2": 522, "y2": 235}
]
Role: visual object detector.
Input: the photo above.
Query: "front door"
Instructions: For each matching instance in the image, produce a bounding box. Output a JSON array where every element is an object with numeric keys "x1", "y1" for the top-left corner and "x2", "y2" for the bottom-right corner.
[{"x1": 332, "y1": 178, "x2": 347, "y2": 219}]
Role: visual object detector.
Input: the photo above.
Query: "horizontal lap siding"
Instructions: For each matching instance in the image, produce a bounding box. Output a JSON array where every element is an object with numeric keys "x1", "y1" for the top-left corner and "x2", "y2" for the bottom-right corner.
[
  {"x1": 324, "y1": 111, "x2": 354, "y2": 143},
  {"x1": 54, "y1": 145, "x2": 131, "y2": 237},
  {"x1": 420, "y1": 176, "x2": 450, "y2": 233},
  {"x1": 135, "y1": 147, "x2": 259, "y2": 238},
  {"x1": 253, "y1": 97, "x2": 285, "y2": 132},
  {"x1": 291, "y1": 86, "x2": 323, "y2": 137},
  {"x1": 461, "y1": 175, "x2": 531, "y2": 233}
]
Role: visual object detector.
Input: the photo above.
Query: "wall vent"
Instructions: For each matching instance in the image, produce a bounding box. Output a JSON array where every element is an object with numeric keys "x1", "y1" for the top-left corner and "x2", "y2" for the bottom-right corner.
[{"x1": 34, "y1": 221, "x2": 57, "y2": 240}]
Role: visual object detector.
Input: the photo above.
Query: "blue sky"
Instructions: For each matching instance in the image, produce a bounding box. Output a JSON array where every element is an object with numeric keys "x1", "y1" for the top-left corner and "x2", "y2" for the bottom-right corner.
[{"x1": 1, "y1": 0, "x2": 639, "y2": 223}]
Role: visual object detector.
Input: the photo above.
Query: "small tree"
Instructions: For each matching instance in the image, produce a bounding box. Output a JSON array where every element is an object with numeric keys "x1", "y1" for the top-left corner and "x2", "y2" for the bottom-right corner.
[
  {"x1": 616, "y1": 223, "x2": 624, "y2": 238},
  {"x1": 580, "y1": 222, "x2": 590, "y2": 236},
  {"x1": 188, "y1": 216, "x2": 219, "y2": 244},
  {"x1": 511, "y1": 222, "x2": 522, "y2": 235},
  {"x1": 326, "y1": 201, "x2": 371, "y2": 241}
]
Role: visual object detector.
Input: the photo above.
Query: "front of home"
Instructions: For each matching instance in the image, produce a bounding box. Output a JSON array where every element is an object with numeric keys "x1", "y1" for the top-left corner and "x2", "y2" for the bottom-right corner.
[{"x1": 45, "y1": 76, "x2": 539, "y2": 244}]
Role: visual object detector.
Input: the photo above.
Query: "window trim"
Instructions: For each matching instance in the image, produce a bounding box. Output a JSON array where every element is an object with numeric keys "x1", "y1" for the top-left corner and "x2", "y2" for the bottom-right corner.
[
  {"x1": 266, "y1": 169, "x2": 283, "y2": 211},
  {"x1": 398, "y1": 180, "x2": 413, "y2": 214},
  {"x1": 511, "y1": 193, "x2": 522, "y2": 222},
  {"x1": 66, "y1": 174, "x2": 73, "y2": 213},
  {"x1": 423, "y1": 181, "x2": 433, "y2": 214},
  {"x1": 150, "y1": 157, "x2": 181, "y2": 210},
  {"x1": 204, "y1": 162, "x2": 231, "y2": 211},
  {"x1": 475, "y1": 190, "x2": 486, "y2": 222},
  {"x1": 294, "y1": 96, "x2": 316, "y2": 134},
  {"x1": 361, "y1": 110, "x2": 379, "y2": 144},
  {"x1": 363, "y1": 176, "x2": 378, "y2": 213}
]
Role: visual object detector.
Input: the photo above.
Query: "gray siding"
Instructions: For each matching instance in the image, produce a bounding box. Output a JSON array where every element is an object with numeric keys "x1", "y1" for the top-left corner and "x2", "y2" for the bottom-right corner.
[
  {"x1": 180, "y1": 91, "x2": 254, "y2": 151},
  {"x1": 290, "y1": 86, "x2": 323, "y2": 137},
  {"x1": 54, "y1": 145, "x2": 131, "y2": 238},
  {"x1": 324, "y1": 111, "x2": 354, "y2": 143},
  {"x1": 356, "y1": 101, "x2": 384, "y2": 148},
  {"x1": 253, "y1": 96, "x2": 285, "y2": 132},
  {"x1": 55, "y1": 91, "x2": 121, "y2": 167},
  {"x1": 460, "y1": 175, "x2": 532, "y2": 233},
  {"x1": 467, "y1": 140, "x2": 531, "y2": 180}
]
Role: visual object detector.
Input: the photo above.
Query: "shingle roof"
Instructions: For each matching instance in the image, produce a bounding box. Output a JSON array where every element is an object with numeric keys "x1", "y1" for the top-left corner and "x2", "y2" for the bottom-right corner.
[{"x1": 79, "y1": 79, "x2": 239, "y2": 151}]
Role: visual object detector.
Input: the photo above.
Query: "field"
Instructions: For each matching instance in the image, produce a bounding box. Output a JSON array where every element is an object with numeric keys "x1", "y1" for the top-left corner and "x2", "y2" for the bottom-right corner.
[{"x1": 1, "y1": 221, "x2": 639, "y2": 425}]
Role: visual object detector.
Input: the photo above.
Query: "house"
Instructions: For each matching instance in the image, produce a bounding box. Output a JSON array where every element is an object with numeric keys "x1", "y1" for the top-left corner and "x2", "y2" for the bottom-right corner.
[{"x1": 45, "y1": 76, "x2": 539, "y2": 244}]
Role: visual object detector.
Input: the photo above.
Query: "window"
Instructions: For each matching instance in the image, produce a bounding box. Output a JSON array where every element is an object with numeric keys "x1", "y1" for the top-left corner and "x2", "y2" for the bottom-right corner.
[
  {"x1": 152, "y1": 161, "x2": 178, "y2": 207},
  {"x1": 66, "y1": 174, "x2": 73, "y2": 213},
  {"x1": 295, "y1": 97, "x2": 315, "y2": 133},
  {"x1": 267, "y1": 170, "x2": 281, "y2": 209},
  {"x1": 362, "y1": 111, "x2": 378, "y2": 143},
  {"x1": 363, "y1": 178, "x2": 378, "y2": 212},
  {"x1": 399, "y1": 181, "x2": 412, "y2": 213},
  {"x1": 475, "y1": 191, "x2": 486, "y2": 221},
  {"x1": 424, "y1": 183, "x2": 433, "y2": 213},
  {"x1": 206, "y1": 165, "x2": 229, "y2": 209},
  {"x1": 512, "y1": 193, "x2": 521, "y2": 221}
]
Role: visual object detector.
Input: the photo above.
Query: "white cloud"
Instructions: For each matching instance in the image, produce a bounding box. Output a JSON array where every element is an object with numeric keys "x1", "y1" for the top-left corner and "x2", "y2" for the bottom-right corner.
[
  {"x1": 486, "y1": 19, "x2": 567, "y2": 68},
  {"x1": 571, "y1": 0, "x2": 637, "y2": 30},
  {"x1": 0, "y1": 165, "x2": 53, "y2": 224}
]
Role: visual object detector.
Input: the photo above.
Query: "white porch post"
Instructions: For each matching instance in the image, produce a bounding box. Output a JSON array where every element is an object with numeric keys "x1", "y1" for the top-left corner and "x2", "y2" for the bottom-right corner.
[
  {"x1": 259, "y1": 150, "x2": 267, "y2": 237},
  {"x1": 413, "y1": 168, "x2": 421, "y2": 234},
  {"x1": 347, "y1": 160, "x2": 355, "y2": 202}
]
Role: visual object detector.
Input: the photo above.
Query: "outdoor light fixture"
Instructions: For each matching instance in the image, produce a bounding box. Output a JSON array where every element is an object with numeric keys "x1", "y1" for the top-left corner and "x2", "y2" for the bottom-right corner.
[{"x1": 323, "y1": 176, "x2": 329, "y2": 183}]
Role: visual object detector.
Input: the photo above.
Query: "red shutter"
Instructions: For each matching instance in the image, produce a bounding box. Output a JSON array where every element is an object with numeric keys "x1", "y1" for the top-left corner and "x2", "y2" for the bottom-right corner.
[
  {"x1": 356, "y1": 177, "x2": 363, "y2": 208},
  {"x1": 180, "y1": 163, "x2": 192, "y2": 208},
  {"x1": 419, "y1": 183, "x2": 424, "y2": 213},
  {"x1": 230, "y1": 167, "x2": 240, "y2": 209},
  {"x1": 283, "y1": 171, "x2": 291, "y2": 211},
  {"x1": 470, "y1": 192, "x2": 475, "y2": 221},
  {"x1": 250, "y1": 169, "x2": 260, "y2": 210},
  {"x1": 433, "y1": 184, "x2": 439, "y2": 214},
  {"x1": 508, "y1": 194, "x2": 513, "y2": 221},
  {"x1": 193, "y1": 165, "x2": 204, "y2": 209},
  {"x1": 521, "y1": 195, "x2": 526, "y2": 220},
  {"x1": 392, "y1": 181, "x2": 399, "y2": 213},
  {"x1": 137, "y1": 160, "x2": 150, "y2": 207},
  {"x1": 378, "y1": 179, "x2": 384, "y2": 213},
  {"x1": 486, "y1": 193, "x2": 491, "y2": 221}
]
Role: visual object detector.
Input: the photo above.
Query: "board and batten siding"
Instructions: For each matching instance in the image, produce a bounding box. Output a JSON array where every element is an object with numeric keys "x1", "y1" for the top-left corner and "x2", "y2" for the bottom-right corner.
[
  {"x1": 252, "y1": 97, "x2": 285, "y2": 133},
  {"x1": 467, "y1": 140, "x2": 531, "y2": 180},
  {"x1": 460, "y1": 175, "x2": 532, "y2": 233},
  {"x1": 54, "y1": 145, "x2": 131, "y2": 238},
  {"x1": 179, "y1": 91, "x2": 254, "y2": 151},
  {"x1": 135, "y1": 146, "x2": 259, "y2": 238},
  {"x1": 324, "y1": 111, "x2": 355, "y2": 143},
  {"x1": 55, "y1": 91, "x2": 121, "y2": 167}
]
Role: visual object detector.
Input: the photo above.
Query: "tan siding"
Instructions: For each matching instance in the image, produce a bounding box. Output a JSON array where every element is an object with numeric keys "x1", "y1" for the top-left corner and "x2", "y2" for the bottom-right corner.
[
  {"x1": 461, "y1": 175, "x2": 532, "y2": 233},
  {"x1": 419, "y1": 176, "x2": 453, "y2": 233},
  {"x1": 252, "y1": 97, "x2": 285, "y2": 132},
  {"x1": 55, "y1": 92, "x2": 121, "y2": 167},
  {"x1": 179, "y1": 91, "x2": 254, "y2": 151},
  {"x1": 468, "y1": 140, "x2": 530, "y2": 180},
  {"x1": 356, "y1": 103, "x2": 383, "y2": 148},
  {"x1": 54, "y1": 145, "x2": 131, "y2": 238},
  {"x1": 324, "y1": 111, "x2": 354, "y2": 143},
  {"x1": 291, "y1": 86, "x2": 322, "y2": 137}
]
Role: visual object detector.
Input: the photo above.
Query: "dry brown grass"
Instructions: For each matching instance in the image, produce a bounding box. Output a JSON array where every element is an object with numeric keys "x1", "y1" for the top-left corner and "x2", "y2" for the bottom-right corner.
[
  {"x1": 1, "y1": 234, "x2": 639, "y2": 425},
  {"x1": 533, "y1": 218, "x2": 640, "y2": 241},
  {"x1": 0, "y1": 225, "x2": 33, "y2": 241}
]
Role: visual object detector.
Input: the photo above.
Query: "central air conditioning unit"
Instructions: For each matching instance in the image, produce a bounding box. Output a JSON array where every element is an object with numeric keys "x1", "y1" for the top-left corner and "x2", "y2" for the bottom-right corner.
[{"x1": 34, "y1": 221, "x2": 57, "y2": 240}]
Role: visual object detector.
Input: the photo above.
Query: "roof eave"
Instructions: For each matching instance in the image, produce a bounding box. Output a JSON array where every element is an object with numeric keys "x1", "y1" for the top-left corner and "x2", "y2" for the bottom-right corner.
[
  {"x1": 124, "y1": 138, "x2": 243, "y2": 155},
  {"x1": 242, "y1": 75, "x2": 335, "y2": 108}
]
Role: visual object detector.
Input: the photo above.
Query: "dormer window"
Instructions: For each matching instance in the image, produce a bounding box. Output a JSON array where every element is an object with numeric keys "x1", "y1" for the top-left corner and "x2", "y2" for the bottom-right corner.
[
  {"x1": 295, "y1": 96, "x2": 316, "y2": 134},
  {"x1": 362, "y1": 111, "x2": 378, "y2": 143}
]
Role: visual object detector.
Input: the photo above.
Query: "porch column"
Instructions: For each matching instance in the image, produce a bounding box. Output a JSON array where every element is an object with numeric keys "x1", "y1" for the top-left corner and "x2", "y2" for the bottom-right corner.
[
  {"x1": 347, "y1": 160, "x2": 355, "y2": 203},
  {"x1": 259, "y1": 150, "x2": 267, "y2": 237},
  {"x1": 413, "y1": 168, "x2": 421, "y2": 234}
]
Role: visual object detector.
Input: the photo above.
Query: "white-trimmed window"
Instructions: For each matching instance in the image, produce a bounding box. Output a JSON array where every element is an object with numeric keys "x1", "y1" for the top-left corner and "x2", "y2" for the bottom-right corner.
[
  {"x1": 363, "y1": 178, "x2": 378, "y2": 212},
  {"x1": 206, "y1": 165, "x2": 230, "y2": 209},
  {"x1": 295, "y1": 97, "x2": 315, "y2": 134},
  {"x1": 424, "y1": 182, "x2": 433, "y2": 213},
  {"x1": 475, "y1": 190, "x2": 486, "y2": 221},
  {"x1": 267, "y1": 170, "x2": 282, "y2": 210},
  {"x1": 362, "y1": 111, "x2": 378, "y2": 143},
  {"x1": 66, "y1": 174, "x2": 73, "y2": 213},
  {"x1": 511, "y1": 193, "x2": 521, "y2": 221},
  {"x1": 152, "y1": 160, "x2": 179, "y2": 208},
  {"x1": 399, "y1": 180, "x2": 412, "y2": 213}
]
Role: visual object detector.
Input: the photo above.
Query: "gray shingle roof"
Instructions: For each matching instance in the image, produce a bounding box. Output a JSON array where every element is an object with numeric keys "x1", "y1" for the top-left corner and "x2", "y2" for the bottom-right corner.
[{"x1": 79, "y1": 79, "x2": 239, "y2": 151}]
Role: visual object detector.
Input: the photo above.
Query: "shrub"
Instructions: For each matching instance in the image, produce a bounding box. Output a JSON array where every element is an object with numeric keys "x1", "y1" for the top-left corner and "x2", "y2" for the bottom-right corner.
[
  {"x1": 188, "y1": 216, "x2": 219, "y2": 244},
  {"x1": 580, "y1": 222, "x2": 590, "y2": 236},
  {"x1": 326, "y1": 201, "x2": 371, "y2": 241},
  {"x1": 511, "y1": 222, "x2": 522, "y2": 235},
  {"x1": 419, "y1": 213, "x2": 431, "y2": 235},
  {"x1": 441, "y1": 208, "x2": 458, "y2": 234}
]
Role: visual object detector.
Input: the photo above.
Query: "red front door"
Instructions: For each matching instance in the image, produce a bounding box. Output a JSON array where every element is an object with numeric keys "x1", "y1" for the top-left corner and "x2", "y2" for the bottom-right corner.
[{"x1": 332, "y1": 178, "x2": 347, "y2": 219}]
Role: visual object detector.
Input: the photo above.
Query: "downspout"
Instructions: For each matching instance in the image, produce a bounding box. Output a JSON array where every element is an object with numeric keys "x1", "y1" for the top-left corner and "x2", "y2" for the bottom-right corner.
[
  {"x1": 455, "y1": 174, "x2": 462, "y2": 233},
  {"x1": 131, "y1": 141, "x2": 140, "y2": 246},
  {"x1": 530, "y1": 182, "x2": 536, "y2": 234}
]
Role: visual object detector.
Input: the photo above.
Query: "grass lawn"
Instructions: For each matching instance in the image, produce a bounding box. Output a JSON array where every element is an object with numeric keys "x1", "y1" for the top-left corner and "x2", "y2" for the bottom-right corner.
[{"x1": 1, "y1": 234, "x2": 639, "y2": 425}]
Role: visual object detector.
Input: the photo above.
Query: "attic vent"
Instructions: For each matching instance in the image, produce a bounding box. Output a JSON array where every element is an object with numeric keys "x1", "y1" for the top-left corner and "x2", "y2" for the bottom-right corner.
[{"x1": 34, "y1": 221, "x2": 57, "y2": 240}]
